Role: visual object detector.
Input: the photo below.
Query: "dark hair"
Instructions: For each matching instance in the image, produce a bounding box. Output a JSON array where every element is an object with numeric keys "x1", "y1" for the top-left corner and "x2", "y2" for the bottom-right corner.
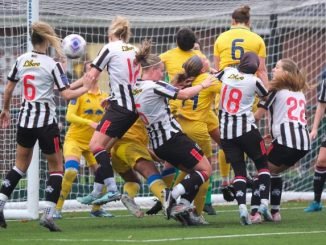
[
  {"x1": 134, "y1": 39, "x2": 161, "y2": 70},
  {"x1": 232, "y1": 5, "x2": 250, "y2": 24},
  {"x1": 176, "y1": 28, "x2": 196, "y2": 51},
  {"x1": 238, "y1": 52, "x2": 260, "y2": 74}
]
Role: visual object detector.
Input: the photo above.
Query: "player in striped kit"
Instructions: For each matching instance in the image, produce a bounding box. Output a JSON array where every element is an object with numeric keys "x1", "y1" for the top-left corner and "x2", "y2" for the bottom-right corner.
[
  {"x1": 217, "y1": 52, "x2": 271, "y2": 225},
  {"x1": 0, "y1": 21, "x2": 91, "y2": 231},
  {"x1": 171, "y1": 55, "x2": 221, "y2": 223},
  {"x1": 132, "y1": 40, "x2": 214, "y2": 224},
  {"x1": 77, "y1": 16, "x2": 140, "y2": 206},
  {"x1": 54, "y1": 62, "x2": 112, "y2": 219},
  {"x1": 304, "y1": 78, "x2": 326, "y2": 213},
  {"x1": 213, "y1": 5, "x2": 269, "y2": 200},
  {"x1": 255, "y1": 59, "x2": 310, "y2": 221}
]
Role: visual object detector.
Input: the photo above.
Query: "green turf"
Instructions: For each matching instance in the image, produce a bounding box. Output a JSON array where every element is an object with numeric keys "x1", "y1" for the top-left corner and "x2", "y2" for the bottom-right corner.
[{"x1": 1, "y1": 202, "x2": 325, "y2": 245}]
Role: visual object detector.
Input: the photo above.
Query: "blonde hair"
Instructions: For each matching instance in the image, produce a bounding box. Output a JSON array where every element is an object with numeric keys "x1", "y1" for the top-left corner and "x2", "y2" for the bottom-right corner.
[
  {"x1": 108, "y1": 16, "x2": 132, "y2": 42},
  {"x1": 135, "y1": 40, "x2": 161, "y2": 70},
  {"x1": 269, "y1": 58, "x2": 308, "y2": 92},
  {"x1": 31, "y1": 21, "x2": 63, "y2": 58}
]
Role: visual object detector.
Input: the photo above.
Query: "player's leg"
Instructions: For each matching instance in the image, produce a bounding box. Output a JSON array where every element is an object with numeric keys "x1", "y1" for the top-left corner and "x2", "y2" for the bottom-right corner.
[
  {"x1": 89, "y1": 106, "x2": 138, "y2": 205},
  {"x1": 39, "y1": 124, "x2": 64, "y2": 232},
  {"x1": 155, "y1": 133, "x2": 212, "y2": 220},
  {"x1": 0, "y1": 127, "x2": 36, "y2": 229},
  {"x1": 241, "y1": 129, "x2": 272, "y2": 222},
  {"x1": 305, "y1": 145, "x2": 326, "y2": 212},
  {"x1": 54, "y1": 138, "x2": 83, "y2": 219},
  {"x1": 221, "y1": 137, "x2": 251, "y2": 225}
]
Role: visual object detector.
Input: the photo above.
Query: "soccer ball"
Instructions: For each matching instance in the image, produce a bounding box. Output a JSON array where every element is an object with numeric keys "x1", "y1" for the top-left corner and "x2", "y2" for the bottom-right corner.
[{"x1": 62, "y1": 34, "x2": 86, "y2": 59}]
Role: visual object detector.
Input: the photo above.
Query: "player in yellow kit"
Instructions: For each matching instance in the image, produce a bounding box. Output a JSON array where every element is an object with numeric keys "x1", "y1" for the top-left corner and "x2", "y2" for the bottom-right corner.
[
  {"x1": 213, "y1": 5, "x2": 268, "y2": 200},
  {"x1": 158, "y1": 28, "x2": 218, "y2": 216},
  {"x1": 54, "y1": 62, "x2": 112, "y2": 219},
  {"x1": 170, "y1": 55, "x2": 221, "y2": 223},
  {"x1": 160, "y1": 28, "x2": 206, "y2": 116},
  {"x1": 111, "y1": 118, "x2": 167, "y2": 218}
]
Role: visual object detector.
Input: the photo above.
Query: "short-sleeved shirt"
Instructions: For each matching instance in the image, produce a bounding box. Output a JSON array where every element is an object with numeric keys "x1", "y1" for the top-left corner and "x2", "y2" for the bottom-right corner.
[{"x1": 8, "y1": 51, "x2": 70, "y2": 128}]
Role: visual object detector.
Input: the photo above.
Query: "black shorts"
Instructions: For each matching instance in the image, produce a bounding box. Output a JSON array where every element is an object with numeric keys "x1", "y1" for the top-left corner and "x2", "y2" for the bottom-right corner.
[
  {"x1": 321, "y1": 139, "x2": 326, "y2": 148},
  {"x1": 154, "y1": 132, "x2": 204, "y2": 170},
  {"x1": 221, "y1": 128, "x2": 267, "y2": 164},
  {"x1": 17, "y1": 123, "x2": 61, "y2": 154},
  {"x1": 96, "y1": 101, "x2": 138, "y2": 138},
  {"x1": 267, "y1": 141, "x2": 309, "y2": 167}
]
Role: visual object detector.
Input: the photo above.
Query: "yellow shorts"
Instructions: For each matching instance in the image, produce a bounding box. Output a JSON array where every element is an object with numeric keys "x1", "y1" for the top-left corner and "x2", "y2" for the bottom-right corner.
[
  {"x1": 206, "y1": 110, "x2": 219, "y2": 132},
  {"x1": 63, "y1": 138, "x2": 96, "y2": 167},
  {"x1": 178, "y1": 118, "x2": 212, "y2": 158},
  {"x1": 111, "y1": 138, "x2": 153, "y2": 174}
]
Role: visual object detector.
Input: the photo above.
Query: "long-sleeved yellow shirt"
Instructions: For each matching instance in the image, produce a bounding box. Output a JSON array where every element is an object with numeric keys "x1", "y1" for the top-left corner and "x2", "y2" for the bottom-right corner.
[{"x1": 65, "y1": 90, "x2": 108, "y2": 144}]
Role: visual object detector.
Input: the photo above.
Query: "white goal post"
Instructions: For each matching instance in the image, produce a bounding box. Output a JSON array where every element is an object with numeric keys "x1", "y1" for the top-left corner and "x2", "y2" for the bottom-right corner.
[{"x1": 1, "y1": 0, "x2": 326, "y2": 220}]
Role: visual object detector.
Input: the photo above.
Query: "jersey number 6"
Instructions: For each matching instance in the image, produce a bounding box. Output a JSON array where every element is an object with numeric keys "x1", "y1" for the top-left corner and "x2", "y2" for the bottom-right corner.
[
  {"x1": 23, "y1": 75, "x2": 36, "y2": 100},
  {"x1": 231, "y1": 39, "x2": 244, "y2": 61}
]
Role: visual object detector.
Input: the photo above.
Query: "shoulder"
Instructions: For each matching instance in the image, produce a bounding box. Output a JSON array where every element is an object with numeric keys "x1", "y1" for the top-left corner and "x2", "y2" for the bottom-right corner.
[{"x1": 160, "y1": 48, "x2": 176, "y2": 60}]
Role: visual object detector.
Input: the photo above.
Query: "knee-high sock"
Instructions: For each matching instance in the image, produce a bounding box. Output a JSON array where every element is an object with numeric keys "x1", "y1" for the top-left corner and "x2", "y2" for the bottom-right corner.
[
  {"x1": 123, "y1": 182, "x2": 140, "y2": 198},
  {"x1": 172, "y1": 171, "x2": 208, "y2": 204},
  {"x1": 173, "y1": 171, "x2": 187, "y2": 186},
  {"x1": 270, "y1": 175, "x2": 282, "y2": 213},
  {"x1": 94, "y1": 149, "x2": 117, "y2": 192},
  {"x1": 148, "y1": 174, "x2": 167, "y2": 203},
  {"x1": 0, "y1": 166, "x2": 25, "y2": 199},
  {"x1": 313, "y1": 167, "x2": 326, "y2": 203},
  {"x1": 218, "y1": 149, "x2": 230, "y2": 185},
  {"x1": 205, "y1": 176, "x2": 213, "y2": 205},
  {"x1": 44, "y1": 172, "x2": 63, "y2": 219},
  {"x1": 56, "y1": 168, "x2": 77, "y2": 211},
  {"x1": 250, "y1": 177, "x2": 260, "y2": 214},
  {"x1": 161, "y1": 167, "x2": 177, "y2": 188},
  {"x1": 194, "y1": 180, "x2": 209, "y2": 215},
  {"x1": 233, "y1": 177, "x2": 247, "y2": 205}
]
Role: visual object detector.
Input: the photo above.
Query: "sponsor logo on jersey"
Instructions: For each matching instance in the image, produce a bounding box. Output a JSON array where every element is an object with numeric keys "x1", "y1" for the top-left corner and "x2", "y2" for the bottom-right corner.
[
  {"x1": 23, "y1": 59, "x2": 40, "y2": 67},
  {"x1": 132, "y1": 88, "x2": 142, "y2": 95},
  {"x1": 228, "y1": 73, "x2": 244, "y2": 80},
  {"x1": 122, "y1": 45, "x2": 134, "y2": 52}
]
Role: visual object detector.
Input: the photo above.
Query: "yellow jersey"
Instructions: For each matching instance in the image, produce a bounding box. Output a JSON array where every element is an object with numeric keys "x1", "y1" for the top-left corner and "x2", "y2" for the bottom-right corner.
[
  {"x1": 178, "y1": 73, "x2": 221, "y2": 121},
  {"x1": 65, "y1": 90, "x2": 108, "y2": 144},
  {"x1": 120, "y1": 118, "x2": 149, "y2": 145},
  {"x1": 214, "y1": 25, "x2": 266, "y2": 70},
  {"x1": 160, "y1": 47, "x2": 206, "y2": 81}
]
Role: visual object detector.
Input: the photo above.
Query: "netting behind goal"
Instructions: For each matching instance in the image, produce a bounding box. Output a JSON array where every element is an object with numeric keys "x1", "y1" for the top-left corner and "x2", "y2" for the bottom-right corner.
[{"x1": 1, "y1": 0, "x2": 326, "y2": 216}]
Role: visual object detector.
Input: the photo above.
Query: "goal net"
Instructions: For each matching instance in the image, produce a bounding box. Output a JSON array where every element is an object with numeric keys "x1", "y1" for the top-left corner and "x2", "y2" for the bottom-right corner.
[{"x1": 1, "y1": 0, "x2": 325, "y2": 219}]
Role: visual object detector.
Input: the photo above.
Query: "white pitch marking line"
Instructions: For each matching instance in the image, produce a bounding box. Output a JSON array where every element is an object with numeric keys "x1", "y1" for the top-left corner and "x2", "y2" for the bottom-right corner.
[{"x1": 12, "y1": 230, "x2": 326, "y2": 243}]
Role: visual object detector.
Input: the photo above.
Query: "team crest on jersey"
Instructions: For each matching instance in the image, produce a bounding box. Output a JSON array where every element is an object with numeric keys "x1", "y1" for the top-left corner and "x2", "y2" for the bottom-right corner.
[{"x1": 23, "y1": 59, "x2": 40, "y2": 67}]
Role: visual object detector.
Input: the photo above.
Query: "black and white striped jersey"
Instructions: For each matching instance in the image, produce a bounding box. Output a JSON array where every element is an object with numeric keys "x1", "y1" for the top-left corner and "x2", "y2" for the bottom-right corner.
[
  {"x1": 132, "y1": 79, "x2": 182, "y2": 149},
  {"x1": 259, "y1": 90, "x2": 311, "y2": 150},
  {"x1": 91, "y1": 40, "x2": 140, "y2": 112},
  {"x1": 217, "y1": 67, "x2": 268, "y2": 139},
  {"x1": 318, "y1": 79, "x2": 326, "y2": 103},
  {"x1": 7, "y1": 51, "x2": 70, "y2": 128}
]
